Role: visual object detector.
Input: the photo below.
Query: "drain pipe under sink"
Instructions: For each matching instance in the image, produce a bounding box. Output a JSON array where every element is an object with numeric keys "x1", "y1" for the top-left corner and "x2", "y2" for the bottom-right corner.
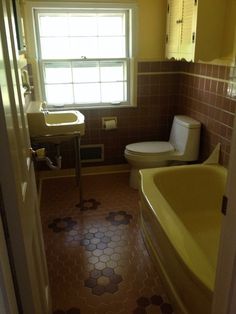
[{"x1": 33, "y1": 146, "x2": 62, "y2": 170}]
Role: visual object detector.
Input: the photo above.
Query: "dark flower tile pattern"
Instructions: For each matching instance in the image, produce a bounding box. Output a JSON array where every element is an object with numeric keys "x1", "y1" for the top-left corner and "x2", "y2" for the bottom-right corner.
[
  {"x1": 40, "y1": 173, "x2": 175, "y2": 313},
  {"x1": 79, "y1": 230, "x2": 111, "y2": 251},
  {"x1": 137, "y1": 297, "x2": 151, "y2": 307},
  {"x1": 76, "y1": 198, "x2": 101, "y2": 211},
  {"x1": 106, "y1": 210, "x2": 133, "y2": 225},
  {"x1": 133, "y1": 308, "x2": 146, "y2": 314},
  {"x1": 85, "y1": 267, "x2": 122, "y2": 295},
  {"x1": 133, "y1": 295, "x2": 174, "y2": 314},
  {"x1": 48, "y1": 217, "x2": 77, "y2": 233},
  {"x1": 151, "y1": 294, "x2": 164, "y2": 305}
]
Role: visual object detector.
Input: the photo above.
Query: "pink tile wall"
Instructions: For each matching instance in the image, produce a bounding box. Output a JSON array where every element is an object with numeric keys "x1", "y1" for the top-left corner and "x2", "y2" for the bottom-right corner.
[
  {"x1": 177, "y1": 62, "x2": 236, "y2": 166},
  {"x1": 28, "y1": 61, "x2": 236, "y2": 168},
  {"x1": 59, "y1": 61, "x2": 179, "y2": 168}
]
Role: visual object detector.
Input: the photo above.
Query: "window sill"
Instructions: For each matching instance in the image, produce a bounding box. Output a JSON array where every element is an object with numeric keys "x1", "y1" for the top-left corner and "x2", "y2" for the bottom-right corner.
[{"x1": 47, "y1": 103, "x2": 137, "y2": 111}]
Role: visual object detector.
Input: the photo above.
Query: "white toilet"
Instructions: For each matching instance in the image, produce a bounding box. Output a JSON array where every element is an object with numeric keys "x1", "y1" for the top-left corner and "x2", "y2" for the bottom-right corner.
[{"x1": 124, "y1": 115, "x2": 201, "y2": 188}]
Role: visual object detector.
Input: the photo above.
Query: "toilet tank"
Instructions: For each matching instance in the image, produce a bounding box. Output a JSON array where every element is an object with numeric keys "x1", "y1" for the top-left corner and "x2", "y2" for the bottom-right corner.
[{"x1": 169, "y1": 115, "x2": 201, "y2": 161}]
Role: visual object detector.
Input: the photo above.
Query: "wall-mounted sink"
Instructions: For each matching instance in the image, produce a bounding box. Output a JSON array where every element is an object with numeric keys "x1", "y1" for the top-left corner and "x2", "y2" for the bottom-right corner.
[
  {"x1": 45, "y1": 111, "x2": 79, "y2": 125},
  {"x1": 27, "y1": 102, "x2": 85, "y2": 137}
]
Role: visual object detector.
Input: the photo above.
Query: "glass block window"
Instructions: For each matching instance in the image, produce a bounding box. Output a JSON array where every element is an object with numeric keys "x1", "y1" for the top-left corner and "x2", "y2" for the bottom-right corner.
[{"x1": 35, "y1": 9, "x2": 132, "y2": 107}]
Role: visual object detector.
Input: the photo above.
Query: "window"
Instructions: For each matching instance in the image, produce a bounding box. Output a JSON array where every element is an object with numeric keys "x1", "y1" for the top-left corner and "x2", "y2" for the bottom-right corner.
[{"x1": 32, "y1": 4, "x2": 137, "y2": 108}]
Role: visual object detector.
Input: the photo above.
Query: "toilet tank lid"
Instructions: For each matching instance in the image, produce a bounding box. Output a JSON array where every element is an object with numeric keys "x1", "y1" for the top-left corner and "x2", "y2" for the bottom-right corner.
[{"x1": 174, "y1": 115, "x2": 201, "y2": 129}]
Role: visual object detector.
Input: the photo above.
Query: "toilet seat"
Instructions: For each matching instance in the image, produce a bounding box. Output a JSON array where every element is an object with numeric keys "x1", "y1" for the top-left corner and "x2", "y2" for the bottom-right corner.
[
  {"x1": 125, "y1": 141, "x2": 175, "y2": 156},
  {"x1": 124, "y1": 115, "x2": 201, "y2": 189}
]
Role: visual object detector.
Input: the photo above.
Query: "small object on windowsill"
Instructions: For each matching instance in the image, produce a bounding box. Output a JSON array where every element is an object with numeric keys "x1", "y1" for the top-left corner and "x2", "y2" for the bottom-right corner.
[
  {"x1": 23, "y1": 85, "x2": 34, "y2": 96},
  {"x1": 52, "y1": 104, "x2": 65, "y2": 108},
  {"x1": 41, "y1": 101, "x2": 47, "y2": 110}
]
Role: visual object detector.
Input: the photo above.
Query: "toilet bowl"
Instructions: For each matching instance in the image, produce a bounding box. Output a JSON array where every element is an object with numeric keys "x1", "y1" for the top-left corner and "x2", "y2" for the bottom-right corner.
[{"x1": 124, "y1": 115, "x2": 201, "y2": 188}]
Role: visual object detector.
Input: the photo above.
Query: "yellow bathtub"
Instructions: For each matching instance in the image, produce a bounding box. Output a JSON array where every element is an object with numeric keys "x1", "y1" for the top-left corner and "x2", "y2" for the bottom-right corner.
[{"x1": 139, "y1": 164, "x2": 227, "y2": 314}]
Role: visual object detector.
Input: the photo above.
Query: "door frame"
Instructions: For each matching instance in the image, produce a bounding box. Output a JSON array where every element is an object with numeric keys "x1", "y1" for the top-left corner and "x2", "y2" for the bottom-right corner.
[
  {"x1": 0, "y1": 199, "x2": 19, "y2": 314},
  {"x1": 212, "y1": 112, "x2": 236, "y2": 314},
  {"x1": 1, "y1": 0, "x2": 236, "y2": 312},
  {"x1": 0, "y1": 0, "x2": 51, "y2": 313}
]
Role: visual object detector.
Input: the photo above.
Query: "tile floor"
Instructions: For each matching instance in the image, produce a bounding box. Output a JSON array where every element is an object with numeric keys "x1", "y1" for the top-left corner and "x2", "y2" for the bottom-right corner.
[{"x1": 40, "y1": 172, "x2": 174, "y2": 314}]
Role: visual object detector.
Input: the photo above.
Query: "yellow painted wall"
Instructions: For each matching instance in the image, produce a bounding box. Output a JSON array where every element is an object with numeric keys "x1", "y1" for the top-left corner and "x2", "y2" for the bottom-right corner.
[
  {"x1": 137, "y1": 0, "x2": 166, "y2": 59},
  {"x1": 220, "y1": 0, "x2": 236, "y2": 63},
  {"x1": 21, "y1": 0, "x2": 167, "y2": 60},
  {"x1": 21, "y1": 0, "x2": 236, "y2": 64}
]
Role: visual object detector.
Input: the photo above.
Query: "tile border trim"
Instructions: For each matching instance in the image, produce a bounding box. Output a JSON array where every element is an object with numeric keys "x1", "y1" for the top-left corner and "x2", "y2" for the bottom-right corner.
[{"x1": 138, "y1": 71, "x2": 236, "y2": 86}]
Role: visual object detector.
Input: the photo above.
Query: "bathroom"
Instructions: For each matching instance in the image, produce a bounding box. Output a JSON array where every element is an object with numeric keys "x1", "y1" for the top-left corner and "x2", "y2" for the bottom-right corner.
[
  {"x1": 0, "y1": 0, "x2": 236, "y2": 314},
  {"x1": 23, "y1": 1, "x2": 235, "y2": 171}
]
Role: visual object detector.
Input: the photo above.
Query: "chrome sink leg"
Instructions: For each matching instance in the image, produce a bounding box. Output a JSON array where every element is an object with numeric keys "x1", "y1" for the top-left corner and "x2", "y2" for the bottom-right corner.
[{"x1": 74, "y1": 134, "x2": 83, "y2": 209}]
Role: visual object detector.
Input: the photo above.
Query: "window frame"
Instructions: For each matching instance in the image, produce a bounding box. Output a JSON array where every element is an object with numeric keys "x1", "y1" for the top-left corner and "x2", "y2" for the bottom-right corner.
[{"x1": 25, "y1": 2, "x2": 137, "y2": 109}]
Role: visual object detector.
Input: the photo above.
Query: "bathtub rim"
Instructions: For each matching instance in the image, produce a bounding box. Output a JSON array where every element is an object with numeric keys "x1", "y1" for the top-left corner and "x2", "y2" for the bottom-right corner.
[
  {"x1": 140, "y1": 214, "x2": 188, "y2": 314},
  {"x1": 139, "y1": 163, "x2": 227, "y2": 292}
]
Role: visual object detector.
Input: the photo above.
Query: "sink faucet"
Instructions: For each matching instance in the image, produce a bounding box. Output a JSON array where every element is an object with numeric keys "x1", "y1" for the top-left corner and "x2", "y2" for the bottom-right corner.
[
  {"x1": 41, "y1": 101, "x2": 47, "y2": 110},
  {"x1": 41, "y1": 101, "x2": 49, "y2": 114}
]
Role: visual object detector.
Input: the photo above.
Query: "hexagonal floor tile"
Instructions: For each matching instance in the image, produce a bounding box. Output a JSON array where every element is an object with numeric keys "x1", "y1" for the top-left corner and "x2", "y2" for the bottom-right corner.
[
  {"x1": 41, "y1": 173, "x2": 174, "y2": 313},
  {"x1": 97, "y1": 276, "x2": 110, "y2": 286},
  {"x1": 92, "y1": 285, "x2": 105, "y2": 296},
  {"x1": 160, "y1": 303, "x2": 173, "y2": 314},
  {"x1": 110, "y1": 274, "x2": 122, "y2": 284},
  {"x1": 94, "y1": 262, "x2": 106, "y2": 270},
  {"x1": 150, "y1": 295, "x2": 163, "y2": 306},
  {"x1": 102, "y1": 267, "x2": 114, "y2": 277},
  {"x1": 104, "y1": 282, "x2": 118, "y2": 294},
  {"x1": 84, "y1": 278, "x2": 97, "y2": 288},
  {"x1": 133, "y1": 308, "x2": 146, "y2": 314},
  {"x1": 93, "y1": 249, "x2": 103, "y2": 257},
  {"x1": 99, "y1": 255, "x2": 110, "y2": 263},
  {"x1": 90, "y1": 269, "x2": 102, "y2": 279},
  {"x1": 137, "y1": 297, "x2": 150, "y2": 308}
]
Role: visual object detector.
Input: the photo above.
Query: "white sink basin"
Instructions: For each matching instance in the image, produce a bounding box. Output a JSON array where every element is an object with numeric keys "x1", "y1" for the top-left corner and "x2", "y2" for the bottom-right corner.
[{"x1": 27, "y1": 102, "x2": 85, "y2": 137}]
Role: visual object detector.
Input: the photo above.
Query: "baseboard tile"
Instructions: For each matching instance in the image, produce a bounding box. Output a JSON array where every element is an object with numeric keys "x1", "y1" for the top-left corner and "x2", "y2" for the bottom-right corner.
[{"x1": 38, "y1": 164, "x2": 130, "y2": 180}]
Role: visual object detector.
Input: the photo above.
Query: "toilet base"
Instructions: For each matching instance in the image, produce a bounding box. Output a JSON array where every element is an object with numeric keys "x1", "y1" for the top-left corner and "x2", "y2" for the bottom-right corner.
[
  {"x1": 129, "y1": 161, "x2": 168, "y2": 189},
  {"x1": 128, "y1": 160, "x2": 187, "y2": 189},
  {"x1": 129, "y1": 168, "x2": 140, "y2": 189}
]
